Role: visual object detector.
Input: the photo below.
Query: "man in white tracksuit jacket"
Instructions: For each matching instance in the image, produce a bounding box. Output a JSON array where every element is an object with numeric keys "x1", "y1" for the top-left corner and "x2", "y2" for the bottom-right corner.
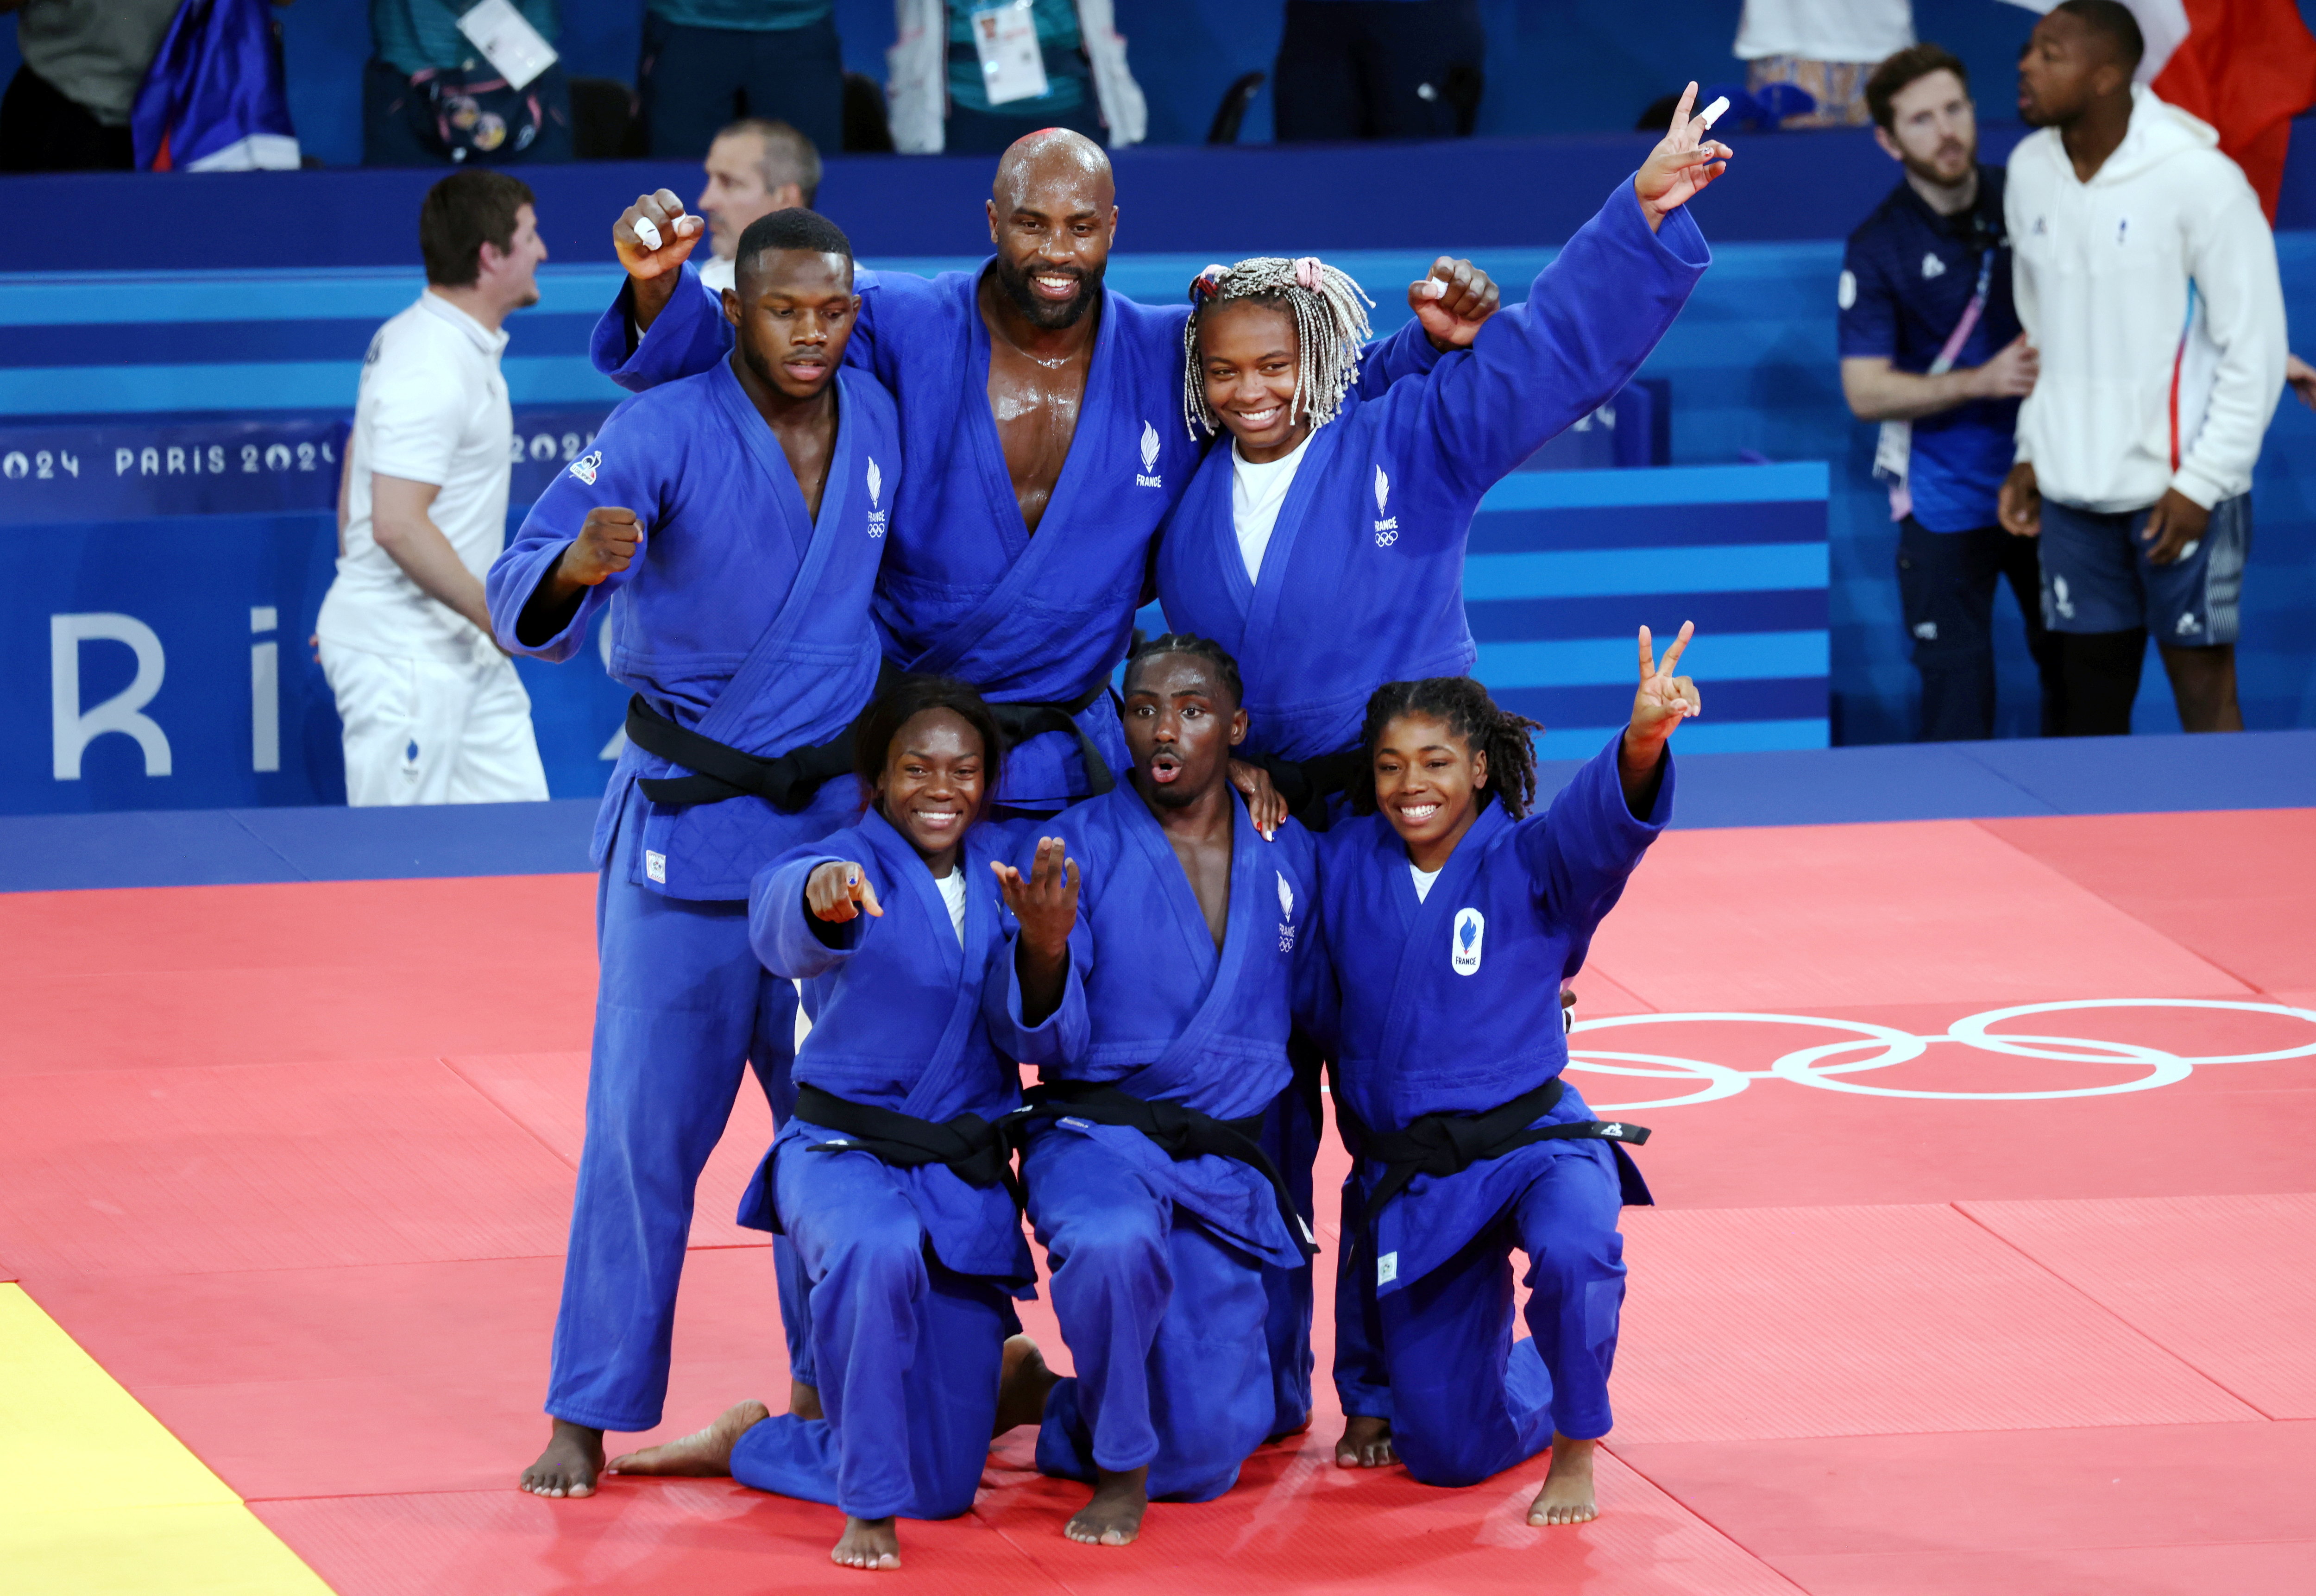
[{"x1": 1997, "y1": 0, "x2": 2286, "y2": 735}]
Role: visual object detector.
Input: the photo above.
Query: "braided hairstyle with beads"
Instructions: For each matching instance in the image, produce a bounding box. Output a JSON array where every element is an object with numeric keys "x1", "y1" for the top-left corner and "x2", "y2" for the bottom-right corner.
[
  {"x1": 1182, "y1": 257, "x2": 1375, "y2": 440},
  {"x1": 1350, "y1": 677, "x2": 1543, "y2": 820},
  {"x1": 1123, "y1": 631, "x2": 1244, "y2": 706}
]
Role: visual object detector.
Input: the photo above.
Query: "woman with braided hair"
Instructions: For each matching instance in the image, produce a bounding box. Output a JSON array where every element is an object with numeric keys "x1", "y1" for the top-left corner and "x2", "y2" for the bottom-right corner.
[
  {"x1": 1312, "y1": 631, "x2": 1699, "y2": 1526},
  {"x1": 1155, "y1": 83, "x2": 1731, "y2": 831}
]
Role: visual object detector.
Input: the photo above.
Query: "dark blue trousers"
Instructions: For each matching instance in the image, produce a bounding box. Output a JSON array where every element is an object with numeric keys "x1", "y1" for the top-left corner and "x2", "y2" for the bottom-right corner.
[
  {"x1": 1027, "y1": 1132, "x2": 1273, "y2": 1502},
  {"x1": 1335, "y1": 1146, "x2": 1626, "y2": 1487},
  {"x1": 728, "y1": 1139, "x2": 1011, "y2": 1520},
  {"x1": 638, "y1": 12, "x2": 844, "y2": 157},
  {"x1": 543, "y1": 804, "x2": 812, "y2": 1433},
  {"x1": 1896, "y1": 516, "x2": 2061, "y2": 741}
]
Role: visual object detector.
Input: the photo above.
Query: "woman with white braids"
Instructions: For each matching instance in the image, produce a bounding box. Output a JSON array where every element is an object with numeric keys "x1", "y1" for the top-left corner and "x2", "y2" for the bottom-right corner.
[{"x1": 1155, "y1": 82, "x2": 1731, "y2": 832}]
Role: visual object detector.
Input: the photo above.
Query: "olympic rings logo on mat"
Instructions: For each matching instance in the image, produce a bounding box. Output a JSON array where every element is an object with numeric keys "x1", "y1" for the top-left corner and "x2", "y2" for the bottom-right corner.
[{"x1": 1564, "y1": 999, "x2": 2316, "y2": 1112}]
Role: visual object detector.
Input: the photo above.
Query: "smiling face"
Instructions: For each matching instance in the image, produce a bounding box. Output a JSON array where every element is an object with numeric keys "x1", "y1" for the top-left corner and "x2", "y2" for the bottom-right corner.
[
  {"x1": 1198, "y1": 298, "x2": 1309, "y2": 462},
  {"x1": 2017, "y1": 10, "x2": 2126, "y2": 128},
  {"x1": 874, "y1": 708, "x2": 987, "y2": 867},
  {"x1": 1373, "y1": 712, "x2": 1489, "y2": 861},
  {"x1": 1877, "y1": 68, "x2": 1977, "y2": 186},
  {"x1": 725, "y1": 248, "x2": 858, "y2": 401},
  {"x1": 986, "y1": 135, "x2": 1116, "y2": 330},
  {"x1": 1121, "y1": 651, "x2": 1247, "y2": 810}
]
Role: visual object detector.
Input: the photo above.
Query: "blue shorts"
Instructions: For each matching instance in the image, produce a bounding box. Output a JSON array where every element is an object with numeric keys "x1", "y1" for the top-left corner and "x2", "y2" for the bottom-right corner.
[{"x1": 2038, "y1": 494, "x2": 2249, "y2": 646}]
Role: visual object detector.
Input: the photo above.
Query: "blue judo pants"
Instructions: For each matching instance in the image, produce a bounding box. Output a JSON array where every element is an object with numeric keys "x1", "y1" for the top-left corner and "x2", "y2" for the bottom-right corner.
[
  {"x1": 729, "y1": 1137, "x2": 1012, "y2": 1520},
  {"x1": 544, "y1": 816, "x2": 813, "y2": 1433},
  {"x1": 1257, "y1": 1043, "x2": 1326, "y2": 1438},
  {"x1": 1026, "y1": 1130, "x2": 1274, "y2": 1502},
  {"x1": 1334, "y1": 1145, "x2": 1626, "y2": 1488}
]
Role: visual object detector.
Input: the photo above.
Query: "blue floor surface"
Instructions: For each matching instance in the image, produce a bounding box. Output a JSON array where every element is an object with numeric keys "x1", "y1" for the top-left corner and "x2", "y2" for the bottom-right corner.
[{"x1": 3, "y1": 730, "x2": 2311, "y2": 892}]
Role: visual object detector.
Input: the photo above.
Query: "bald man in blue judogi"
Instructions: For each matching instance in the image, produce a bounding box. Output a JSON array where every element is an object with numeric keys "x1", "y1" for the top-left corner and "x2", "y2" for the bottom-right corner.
[{"x1": 489, "y1": 214, "x2": 900, "y2": 1499}]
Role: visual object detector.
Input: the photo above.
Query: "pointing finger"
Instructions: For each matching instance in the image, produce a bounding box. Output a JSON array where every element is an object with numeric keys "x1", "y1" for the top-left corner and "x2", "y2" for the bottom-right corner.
[{"x1": 856, "y1": 874, "x2": 884, "y2": 917}]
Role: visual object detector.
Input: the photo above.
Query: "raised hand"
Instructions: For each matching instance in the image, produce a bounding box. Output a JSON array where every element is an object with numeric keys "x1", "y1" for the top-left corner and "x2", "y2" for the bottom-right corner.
[
  {"x1": 992, "y1": 837, "x2": 1080, "y2": 956},
  {"x1": 1408, "y1": 257, "x2": 1500, "y2": 351},
  {"x1": 1628, "y1": 621, "x2": 1701, "y2": 748},
  {"x1": 806, "y1": 860, "x2": 883, "y2": 923},
  {"x1": 614, "y1": 189, "x2": 704, "y2": 280},
  {"x1": 1634, "y1": 83, "x2": 1732, "y2": 231}
]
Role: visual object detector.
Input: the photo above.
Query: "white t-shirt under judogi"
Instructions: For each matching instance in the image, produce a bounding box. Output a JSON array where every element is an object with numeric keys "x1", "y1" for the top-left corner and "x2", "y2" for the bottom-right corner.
[{"x1": 317, "y1": 290, "x2": 514, "y2": 663}]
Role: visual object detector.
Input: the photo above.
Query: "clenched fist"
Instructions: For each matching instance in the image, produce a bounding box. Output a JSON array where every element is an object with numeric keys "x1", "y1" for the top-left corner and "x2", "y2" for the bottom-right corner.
[{"x1": 559, "y1": 507, "x2": 641, "y2": 587}]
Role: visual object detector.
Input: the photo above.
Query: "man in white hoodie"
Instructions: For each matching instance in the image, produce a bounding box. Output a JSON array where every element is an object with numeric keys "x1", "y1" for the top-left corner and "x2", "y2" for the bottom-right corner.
[{"x1": 1996, "y1": 0, "x2": 2286, "y2": 735}]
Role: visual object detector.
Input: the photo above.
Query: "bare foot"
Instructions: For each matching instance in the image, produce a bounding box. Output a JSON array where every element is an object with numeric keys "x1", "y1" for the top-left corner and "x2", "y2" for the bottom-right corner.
[
  {"x1": 832, "y1": 1514, "x2": 901, "y2": 1571},
  {"x1": 790, "y1": 1379, "x2": 824, "y2": 1422},
  {"x1": 605, "y1": 1400, "x2": 769, "y2": 1477},
  {"x1": 519, "y1": 1418, "x2": 604, "y2": 1498},
  {"x1": 993, "y1": 1335, "x2": 1058, "y2": 1436},
  {"x1": 1334, "y1": 1415, "x2": 1394, "y2": 1469},
  {"x1": 1064, "y1": 1465, "x2": 1148, "y2": 1546},
  {"x1": 1527, "y1": 1433, "x2": 1599, "y2": 1526}
]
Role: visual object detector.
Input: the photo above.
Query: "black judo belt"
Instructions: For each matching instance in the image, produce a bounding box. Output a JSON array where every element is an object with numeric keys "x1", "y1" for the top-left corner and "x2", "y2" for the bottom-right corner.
[
  {"x1": 1334, "y1": 1077, "x2": 1653, "y2": 1223},
  {"x1": 987, "y1": 673, "x2": 1118, "y2": 799},
  {"x1": 793, "y1": 1084, "x2": 1023, "y2": 1209},
  {"x1": 1253, "y1": 746, "x2": 1365, "y2": 832},
  {"x1": 624, "y1": 662, "x2": 900, "y2": 808},
  {"x1": 1006, "y1": 1080, "x2": 1318, "y2": 1257}
]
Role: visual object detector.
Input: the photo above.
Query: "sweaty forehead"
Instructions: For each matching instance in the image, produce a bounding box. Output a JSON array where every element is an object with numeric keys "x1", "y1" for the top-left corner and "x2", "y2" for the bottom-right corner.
[
  {"x1": 992, "y1": 136, "x2": 1114, "y2": 215},
  {"x1": 1126, "y1": 652, "x2": 1225, "y2": 699}
]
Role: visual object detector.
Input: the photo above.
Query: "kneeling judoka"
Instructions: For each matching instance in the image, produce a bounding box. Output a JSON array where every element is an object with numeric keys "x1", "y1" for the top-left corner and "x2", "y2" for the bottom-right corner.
[
  {"x1": 988, "y1": 635, "x2": 1323, "y2": 1546},
  {"x1": 489, "y1": 208, "x2": 900, "y2": 1499},
  {"x1": 607, "y1": 675, "x2": 1050, "y2": 1571},
  {"x1": 1315, "y1": 629, "x2": 1699, "y2": 1525}
]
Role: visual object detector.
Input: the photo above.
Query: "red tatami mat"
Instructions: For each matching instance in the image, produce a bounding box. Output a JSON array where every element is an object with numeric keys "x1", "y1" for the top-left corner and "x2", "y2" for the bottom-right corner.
[
  {"x1": 1612, "y1": 1420, "x2": 2316, "y2": 1559},
  {"x1": 1977, "y1": 810, "x2": 2316, "y2": 996},
  {"x1": 1961, "y1": 1193, "x2": 2316, "y2": 1418},
  {"x1": 0, "y1": 876, "x2": 595, "y2": 1075},
  {"x1": 0, "y1": 1057, "x2": 577, "y2": 1276},
  {"x1": 1608, "y1": 1204, "x2": 2259, "y2": 1444},
  {"x1": 1590, "y1": 820, "x2": 2250, "y2": 1012},
  {"x1": 444, "y1": 1052, "x2": 777, "y2": 1250},
  {"x1": 6, "y1": 805, "x2": 2312, "y2": 1595}
]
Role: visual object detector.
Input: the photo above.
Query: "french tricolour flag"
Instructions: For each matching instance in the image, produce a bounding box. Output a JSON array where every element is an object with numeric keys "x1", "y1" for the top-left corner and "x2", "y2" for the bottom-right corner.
[
  {"x1": 2005, "y1": 0, "x2": 2316, "y2": 220},
  {"x1": 132, "y1": 0, "x2": 301, "y2": 173}
]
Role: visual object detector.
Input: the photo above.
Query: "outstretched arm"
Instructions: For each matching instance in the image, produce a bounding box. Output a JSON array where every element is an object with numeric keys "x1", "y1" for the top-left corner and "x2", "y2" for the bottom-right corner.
[{"x1": 1381, "y1": 88, "x2": 1722, "y2": 503}]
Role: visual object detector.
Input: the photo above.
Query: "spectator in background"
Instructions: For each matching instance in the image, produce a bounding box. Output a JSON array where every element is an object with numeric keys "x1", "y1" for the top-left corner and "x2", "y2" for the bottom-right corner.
[
  {"x1": 0, "y1": 0, "x2": 185, "y2": 171},
  {"x1": 1840, "y1": 44, "x2": 2058, "y2": 742},
  {"x1": 1272, "y1": 0, "x2": 1485, "y2": 142},
  {"x1": 689, "y1": 117, "x2": 820, "y2": 294},
  {"x1": 638, "y1": 0, "x2": 842, "y2": 157},
  {"x1": 1998, "y1": 0, "x2": 2285, "y2": 736},
  {"x1": 1737, "y1": 0, "x2": 1914, "y2": 127},
  {"x1": 365, "y1": 0, "x2": 573, "y2": 165},
  {"x1": 317, "y1": 170, "x2": 550, "y2": 807},
  {"x1": 885, "y1": 0, "x2": 1144, "y2": 154}
]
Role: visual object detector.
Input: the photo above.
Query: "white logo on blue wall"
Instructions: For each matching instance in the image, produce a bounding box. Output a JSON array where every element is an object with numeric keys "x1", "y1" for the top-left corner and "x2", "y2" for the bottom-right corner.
[
  {"x1": 1136, "y1": 421, "x2": 1163, "y2": 487},
  {"x1": 1450, "y1": 907, "x2": 1484, "y2": 975}
]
